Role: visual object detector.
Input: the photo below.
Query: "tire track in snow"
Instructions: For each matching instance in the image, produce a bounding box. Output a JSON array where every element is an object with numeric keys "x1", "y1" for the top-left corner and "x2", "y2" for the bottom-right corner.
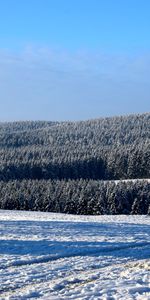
[
  {"x1": 1, "y1": 241, "x2": 150, "y2": 271},
  {"x1": 0, "y1": 259, "x2": 130, "y2": 296},
  {"x1": 1, "y1": 258, "x2": 149, "y2": 299}
]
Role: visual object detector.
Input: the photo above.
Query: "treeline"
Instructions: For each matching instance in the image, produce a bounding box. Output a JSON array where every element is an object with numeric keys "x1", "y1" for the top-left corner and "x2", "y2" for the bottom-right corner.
[
  {"x1": 0, "y1": 113, "x2": 149, "y2": 181},
  {"x1": 0, "y1": 114, "x2": 149, "y2": 147},
  {"x1": 0, "y1": 179, "x2": 149, "y2": 214},
  {"x1": 0, "y1": 113, "x2": 149, "y2": 214},
  {"x1": 0, "y1": 145, "x2": 149, "y2": 181}
]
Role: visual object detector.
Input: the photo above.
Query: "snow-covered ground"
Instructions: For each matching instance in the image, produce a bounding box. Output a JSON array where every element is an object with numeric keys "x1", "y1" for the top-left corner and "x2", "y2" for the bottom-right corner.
[
  {"x1": 0, "y1": 210, "x2": 150, "y2": 300},
  {"x1": 108, "y1": 178, "x2": 150, "y2": 184}
]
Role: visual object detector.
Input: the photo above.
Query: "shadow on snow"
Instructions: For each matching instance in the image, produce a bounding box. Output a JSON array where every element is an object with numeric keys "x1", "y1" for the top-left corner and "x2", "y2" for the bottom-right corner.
[{"x1": 0, "y1": 220, "x2": 150, "y2": 266}]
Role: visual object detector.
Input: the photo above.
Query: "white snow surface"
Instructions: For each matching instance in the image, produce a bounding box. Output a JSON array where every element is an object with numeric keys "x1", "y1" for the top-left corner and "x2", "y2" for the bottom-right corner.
[{"x1": 0, "y1": 210, "x2": 150, "y2": 300}]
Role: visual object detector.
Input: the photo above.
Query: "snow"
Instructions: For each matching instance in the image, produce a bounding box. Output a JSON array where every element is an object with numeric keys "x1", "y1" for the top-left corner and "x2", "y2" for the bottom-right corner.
[
  {"x1": 108, "y1": 178, "x2": 150, "y2": 184},
  {"x1": 0, "y1": 210, "x2": 150, "y2": 299}
]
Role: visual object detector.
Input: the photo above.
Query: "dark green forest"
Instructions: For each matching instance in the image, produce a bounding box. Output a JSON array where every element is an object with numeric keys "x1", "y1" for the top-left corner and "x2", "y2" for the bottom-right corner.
[{"x1": 0, "y1": 113, "x2": 149, "y2": 214}]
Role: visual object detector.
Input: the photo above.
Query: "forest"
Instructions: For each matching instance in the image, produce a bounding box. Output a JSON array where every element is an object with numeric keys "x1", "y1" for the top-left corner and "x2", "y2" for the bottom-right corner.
[{"x1": 0, "y1": 113, "x2": 149, "y2": 214}]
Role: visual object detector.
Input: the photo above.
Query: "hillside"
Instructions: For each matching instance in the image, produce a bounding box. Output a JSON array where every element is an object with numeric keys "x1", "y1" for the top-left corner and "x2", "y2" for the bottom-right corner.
[{"x1": 0, "y1": 113, "x2": 149, "y2": 214}]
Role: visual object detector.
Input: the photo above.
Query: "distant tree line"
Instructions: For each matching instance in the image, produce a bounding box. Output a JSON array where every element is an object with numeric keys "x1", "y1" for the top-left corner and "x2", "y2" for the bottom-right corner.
[
  {"x1": 0, "y1": 114, "x2": 149, "y2": 181},
  {"x1": 0, "y1": 145, "x2": 149, "y2": 181},
  {"x1": 0, "y1": 113, "x2": 149, "y2": 214}
]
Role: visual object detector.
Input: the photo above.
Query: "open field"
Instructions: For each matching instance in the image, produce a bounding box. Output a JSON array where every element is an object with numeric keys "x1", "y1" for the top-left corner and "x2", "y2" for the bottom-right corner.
[{"x1": 0, "y1": 210, "x2": 150, "y2": 299}]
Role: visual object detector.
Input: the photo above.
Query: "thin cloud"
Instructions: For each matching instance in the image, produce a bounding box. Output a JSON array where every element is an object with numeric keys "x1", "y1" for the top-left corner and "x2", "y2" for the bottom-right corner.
[{"x1": 0, "y1": 47, "x2": 149, "y2": 121}]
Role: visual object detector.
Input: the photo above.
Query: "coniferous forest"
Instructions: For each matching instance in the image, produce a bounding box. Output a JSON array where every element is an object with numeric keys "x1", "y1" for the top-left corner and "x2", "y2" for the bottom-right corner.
[{"x1": 0, "y1": 113, "x2": 149, "y2": 214}]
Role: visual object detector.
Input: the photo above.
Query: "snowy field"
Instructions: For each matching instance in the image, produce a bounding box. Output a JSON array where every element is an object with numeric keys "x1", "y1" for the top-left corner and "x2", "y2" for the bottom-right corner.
[{"x1": 0, "y1": 210, "x2": 150, "y2": 299}]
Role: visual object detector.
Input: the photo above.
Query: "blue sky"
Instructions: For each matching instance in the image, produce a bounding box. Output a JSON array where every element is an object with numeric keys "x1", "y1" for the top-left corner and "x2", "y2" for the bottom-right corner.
[{"x1": 0, "y1": 0, "x2": 150, "y2": 121}]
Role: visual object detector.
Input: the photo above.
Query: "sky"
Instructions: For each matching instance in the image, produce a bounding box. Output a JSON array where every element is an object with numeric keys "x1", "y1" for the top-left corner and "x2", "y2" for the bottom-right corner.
[{"x1": 0, "y1": 0, "x2": 150, "y2": 121}]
